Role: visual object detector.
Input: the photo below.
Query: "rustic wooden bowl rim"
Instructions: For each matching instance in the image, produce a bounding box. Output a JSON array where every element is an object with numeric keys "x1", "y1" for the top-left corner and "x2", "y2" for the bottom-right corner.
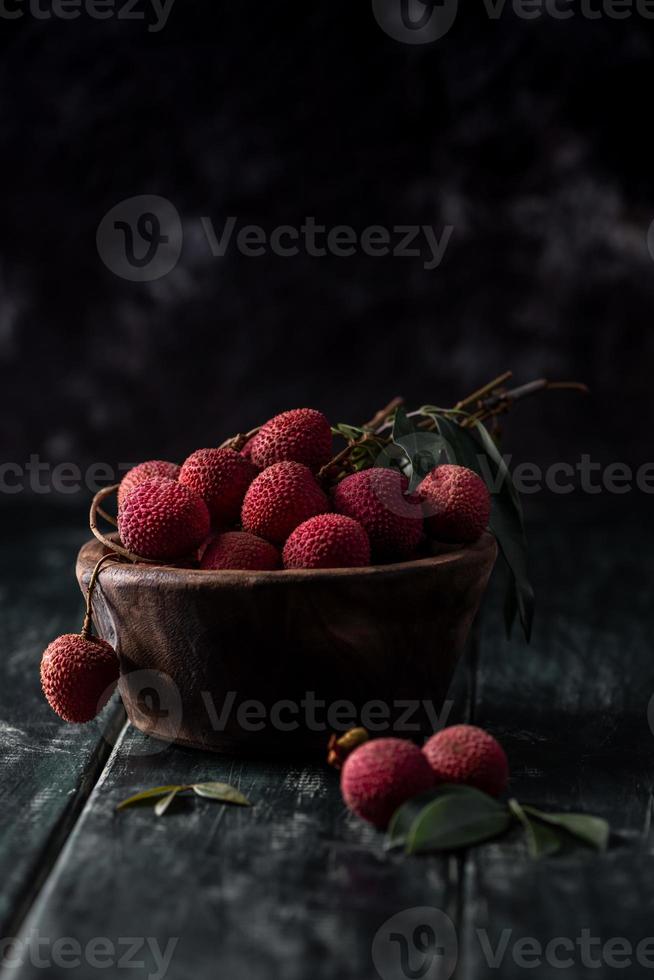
[{"x1": 77, "y1": 532, "x2": 497, "y2": 588}]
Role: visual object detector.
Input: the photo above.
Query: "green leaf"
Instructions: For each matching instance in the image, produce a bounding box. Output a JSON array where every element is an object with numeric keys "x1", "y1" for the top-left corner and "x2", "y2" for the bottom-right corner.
[
  {"x1": 405, "y1": 787, "x2": 511, "y2": 854},
  {"x1": 391, "y1": 405, "x2": 415, "y2": 440},
  {"x1": 474, "y1": 421, "x2": 533, "y2": 640},
  {"x1": 192, "y1": 782, "x2": 252, "y2": 806},
  {"x1": 116, "y1": 785, "x2": 186, "y2": 811},
  {"x1": 508, "y1": 799, "x2": 561, "y2": 858},
  {"x1": 433, "y1": 415, "x2": 534, "y2": 642},
  {"x1": 390, "y1": 407, "x2": 446, "y2": 492},
  {"x1": 523, "y1": 806, "x2": 609, "y2": 852},
  {"x1": 387, "y1": 789, "x2": 446, "y2": 848},
  {"x1": 388, "y1": 784, "x2": 492, "y2": 848},
  {"x1": 154, "y1": 788, "x2": 180, "y2": 817}
]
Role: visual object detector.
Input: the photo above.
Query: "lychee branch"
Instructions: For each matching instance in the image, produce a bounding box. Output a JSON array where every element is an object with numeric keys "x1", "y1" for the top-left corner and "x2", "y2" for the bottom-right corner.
[
  {"x1": 81, "y1": 552, "x2": 120, "y2": 640},
  {"x1": 319, "y1": 373, "x2": 589, "y2": 482},
  {"x1": 218, "y1": 426, "x2": 261, "y2": 452}
]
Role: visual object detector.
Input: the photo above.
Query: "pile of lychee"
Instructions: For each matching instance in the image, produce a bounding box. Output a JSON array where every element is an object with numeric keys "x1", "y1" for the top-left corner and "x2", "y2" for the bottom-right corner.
[
  {"x1": 339, "y1": 724, "x2": 509, "y2": 829},
  {"x1": 40, "y1": 406, "x2": 492, "y2": 726},
  {"x1": 115, "y1": 407, "x2": 492, "y2": 571}
]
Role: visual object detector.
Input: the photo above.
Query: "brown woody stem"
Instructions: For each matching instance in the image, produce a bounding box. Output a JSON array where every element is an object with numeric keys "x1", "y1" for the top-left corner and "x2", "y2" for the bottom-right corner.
[
  {"x1": 319, "y1": 374, "x2": 588, "y2": 480},
  {"x1": 81, "y1": 552, "x2": 121, "y2": 640}
]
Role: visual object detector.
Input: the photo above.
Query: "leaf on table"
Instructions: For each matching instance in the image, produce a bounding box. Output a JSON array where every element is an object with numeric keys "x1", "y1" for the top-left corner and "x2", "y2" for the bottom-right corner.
[
  {"x1": 523, "y1": 806, "x2": 609, "y2": 852},
  {"x1": 388, "y1": 784, "x2": 495, "y2": 848},
  {"x1": 192, "y1": 782, "x2": 252, "y2": 806},
  {"x1": 154, "y1": 788, "x2": 181, "y2": 817},
  {"x1": 387, "y1": 789, "x2": 446, "y2": 848},
  {"x1": 404, "y1": 786, "x2": 512, "y2": 854},
  {"x1": 508, "y1": 799, "x2": 562, "y2": 858},
  {"x1": 116, "y1": 785, "x2": 186, "y2": 811}
]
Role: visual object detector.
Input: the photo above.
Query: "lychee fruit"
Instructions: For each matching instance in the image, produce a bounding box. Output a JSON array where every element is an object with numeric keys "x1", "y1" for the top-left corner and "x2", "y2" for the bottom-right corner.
[
  {"x1": 41, "y1": 634, "x2": 119, "y2": 723},
  {"x1": 241, "y1": 461, "x2": 330, "y2": 544},
  {"x1": 283, "y1": 514, "x2": 371, "y2": 570},
  {"x1": 341, "y1": 738, "x2": 435, "y2": 829},
  {"x1": 240, "y1": 438, "x2": 256, "y2": 462},
  {"x1": 179, "y1": 447, "x2": 257, "y2": 527},
  {"x1": 118, "y1": 460, "x2": 180, "y2": 510},
  {"x1": 422, "y1": 724, "x2": 509, "y2": 797},
  {"x1": 417, "y1": 464, "x2": 491, "y2": 543},
  {"x1": 201, "y1": 531, "x2": 280, "y2": 571},
  {"x1": 332, "y1": 468, "x2": 423, "y2": 561},
  {"x1": 118, "y1": 478, "x2": 211, "y2": 561},
  {"x1": 248, "y1": 408, "x2": 333, "y2": 472}
]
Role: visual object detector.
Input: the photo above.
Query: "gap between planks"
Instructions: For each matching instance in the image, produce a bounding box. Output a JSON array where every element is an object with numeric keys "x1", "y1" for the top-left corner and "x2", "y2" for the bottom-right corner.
[{"x1": 0, "y1": 707, "x2": 127, "y2": 958}]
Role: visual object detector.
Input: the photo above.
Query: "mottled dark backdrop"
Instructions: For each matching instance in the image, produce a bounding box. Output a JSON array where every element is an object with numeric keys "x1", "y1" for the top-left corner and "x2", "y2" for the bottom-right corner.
[{"x1": 0, "y1": 2, "x2": 652, "y2": 504}]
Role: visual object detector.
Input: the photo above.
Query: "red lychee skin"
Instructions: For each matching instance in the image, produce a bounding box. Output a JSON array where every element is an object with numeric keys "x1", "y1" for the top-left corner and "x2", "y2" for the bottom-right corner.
[
  {"x1": 417, "y1": 464, "x2": 491, "y2": 543},
  {"x1": 283, "y1": 514, "x2": 371, "y2": 570},
  {"x1": 341, "y1": 738, "x2": 435, "y2": 829},
  {"x1": 118, "y1": 478, "x2": 211, "y2": 561},
  {"x1": 40, "y1": 634, "x2": 119, "y2": 723},
  {"x1": 118, "y1": 460, "x2": 180, "y2": 510},
  {"x1": 422, "y1": 724, "x2": 509, "y2": 797},
  {"x1": 240, "y1": 438, "x2": 256, "y2": 462},
  {"x1": 241, "y1": 461, "x2": 330, "y2": 544},
  {"x1": 332, "y1": 468, "x2": 424, "y2": 561},
  {"x1": 201, "y1": 531, "x2": 280, "y2": 571},
  {"x1": 248, "y1": 409, "x2": 333, "y2": 472},
  {"x1": 178, "y1": 448, "x2": 258, "y2": 527}
]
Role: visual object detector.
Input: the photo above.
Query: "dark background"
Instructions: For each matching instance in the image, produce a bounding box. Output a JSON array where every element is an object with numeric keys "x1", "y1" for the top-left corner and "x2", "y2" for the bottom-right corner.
[{"x1": 1, "y1": 1, "x2": 652, "y2": 507}]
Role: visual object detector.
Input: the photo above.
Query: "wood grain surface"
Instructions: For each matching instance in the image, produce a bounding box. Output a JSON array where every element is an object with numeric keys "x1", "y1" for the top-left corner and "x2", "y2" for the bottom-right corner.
[{"x1": 2, "y1": 506, "x2": 652, "y2": 980}]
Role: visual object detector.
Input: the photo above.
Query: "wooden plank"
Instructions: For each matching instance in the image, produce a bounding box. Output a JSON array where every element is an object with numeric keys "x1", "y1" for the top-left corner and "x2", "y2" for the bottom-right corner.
[
  {"x1": 0, "y1": 506, "x2": 124, "y2": 939},
  {"x1": 4, "y1": 522, "x2": 479, "y2": 979},
  {"x1": 462, "y1": 520, "x2": 654, "y2": 979},
  {"x1": 9, "y1": 726, "x2": 461, "y2": 980}
]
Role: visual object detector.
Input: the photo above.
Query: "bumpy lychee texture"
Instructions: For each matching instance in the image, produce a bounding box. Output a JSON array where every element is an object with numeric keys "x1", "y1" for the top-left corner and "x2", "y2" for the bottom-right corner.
[
  {"x1": 248, "y1": 408, "x2": 333, "y2": 472},
  {"x1": 341, "y1": 738, "x2": 435, "y2": 828},
  {"x1": 332, "y1": 468, "x2": 423, "y2": 561},
  {"x1": 41, "y1": 634, "x2": 119, "y2": 723},
  {"x1": 241, "y1": 461, "x2": 330, "y2": 544},
  {"x1": 422, "y1": 724, "x2": 509, "y2": 797},
  {"x1": 117, "y1": 459, "x2": 180, "y2": 509},
  {"x1": 201, "y1": 531, "x2": 280, "y2": 571},
  {"x1": 179, "y1": 447, "x2": 257, "y2": 527},
  {"x1": 118, "y1": 478, "x2": 210, "y2": 561},
  {"x1": 283, "y1": 514, "x2": 371, "y2": 570},
  {"x1": 417, "y1": 464, "x2": 491, "y2": 543}
]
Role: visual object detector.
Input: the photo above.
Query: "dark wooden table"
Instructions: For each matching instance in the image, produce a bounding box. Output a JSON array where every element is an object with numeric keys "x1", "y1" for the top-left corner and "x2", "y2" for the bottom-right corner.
[{"x1": 2, "y1": 501, "x2": 652, "y2": 980}]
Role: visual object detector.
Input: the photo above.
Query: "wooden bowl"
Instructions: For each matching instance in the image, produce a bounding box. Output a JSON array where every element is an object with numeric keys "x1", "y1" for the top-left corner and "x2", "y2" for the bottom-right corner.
[{"x1": 76, "y1": 534, "x2": 497, "y2": 757}]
